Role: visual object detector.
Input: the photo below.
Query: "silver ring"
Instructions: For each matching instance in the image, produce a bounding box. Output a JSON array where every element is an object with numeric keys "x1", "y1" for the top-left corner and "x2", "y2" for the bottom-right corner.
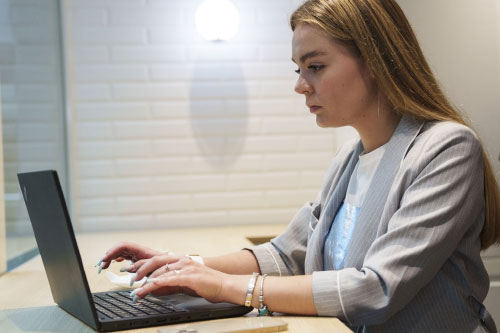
[
  {"x1": 173, "y1": 269, "x2": 180, "y2": 275},
  {"x1": 164, "y1": 264, "x2": 169, "y2": 272}
]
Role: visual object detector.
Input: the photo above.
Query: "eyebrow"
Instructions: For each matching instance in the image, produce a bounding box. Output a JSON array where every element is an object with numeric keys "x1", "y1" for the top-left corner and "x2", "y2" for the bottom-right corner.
[{"x1": 292, "y1": 50, "x2": 328, "y2": 64}]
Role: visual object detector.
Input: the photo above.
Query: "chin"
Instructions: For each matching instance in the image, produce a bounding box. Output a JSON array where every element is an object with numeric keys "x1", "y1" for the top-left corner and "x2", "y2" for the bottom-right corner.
[
  {"x1": 314, "y1": 115, "x2": 325, "y2": 127},
  {"x1": 315, "y1": 117, "x2": 336, "y2": 128},
  {"x1": 316, "y1": 115, "x2": 350, "y2": 128}
]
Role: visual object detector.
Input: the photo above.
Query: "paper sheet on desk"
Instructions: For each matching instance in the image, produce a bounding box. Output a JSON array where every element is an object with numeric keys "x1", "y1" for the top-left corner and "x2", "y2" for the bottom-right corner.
[{"x1": 105, "y1": 271, "x2": 147, "y2": 288}]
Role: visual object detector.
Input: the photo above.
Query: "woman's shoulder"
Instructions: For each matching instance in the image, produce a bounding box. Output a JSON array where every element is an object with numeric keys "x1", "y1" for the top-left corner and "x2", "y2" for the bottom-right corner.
[
  {"x1": 420, "y1": 120, "x2": 480, "y2": 144},
  {"x1": 406, "y1": 120, "x2": 483, "y2": 167}
]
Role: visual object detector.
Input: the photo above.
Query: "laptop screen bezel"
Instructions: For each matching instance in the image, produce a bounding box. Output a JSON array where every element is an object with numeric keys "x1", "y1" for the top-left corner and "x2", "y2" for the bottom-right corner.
[{"x1": 18, "y1": 170, "x2": 101, "y2": 331}]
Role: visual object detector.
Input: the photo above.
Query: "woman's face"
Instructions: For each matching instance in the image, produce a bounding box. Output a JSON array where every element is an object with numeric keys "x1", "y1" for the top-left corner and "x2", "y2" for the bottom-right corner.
[{"x1": 292, "y1": 24, "x2": 377, "y2": 128}]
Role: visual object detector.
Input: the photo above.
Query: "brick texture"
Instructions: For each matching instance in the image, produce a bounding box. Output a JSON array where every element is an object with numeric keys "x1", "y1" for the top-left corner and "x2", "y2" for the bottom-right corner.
[
  {"x1": 3, "y1": 0, "x2": 355, "y2": 232},
  {"x1": 64, "y1": 0, "x2": 348, "y2": 231}
]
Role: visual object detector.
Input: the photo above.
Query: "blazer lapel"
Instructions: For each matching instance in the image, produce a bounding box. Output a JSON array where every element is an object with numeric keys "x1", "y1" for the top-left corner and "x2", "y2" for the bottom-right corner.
[
  {"x1": 343, "y1": 115, "x2": 424, "y2": 269},
  {"x1": 305, "y1": 141, "x2": 363, "y2": 274}
]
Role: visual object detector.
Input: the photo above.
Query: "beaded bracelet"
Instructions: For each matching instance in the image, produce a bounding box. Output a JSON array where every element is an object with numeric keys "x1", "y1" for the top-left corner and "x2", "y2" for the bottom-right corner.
[
  {"x1": 258, "y1": 274, "x2": 271, "y2": 316},
  {"x1": 244, "y1": 272, "x2": 259, "y2": 307}
]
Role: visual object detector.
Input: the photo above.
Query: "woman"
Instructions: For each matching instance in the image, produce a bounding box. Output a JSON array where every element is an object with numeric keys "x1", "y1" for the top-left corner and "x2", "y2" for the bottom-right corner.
[{"x1": 97, "y1": 0, "x2": 500, "y2": 331}]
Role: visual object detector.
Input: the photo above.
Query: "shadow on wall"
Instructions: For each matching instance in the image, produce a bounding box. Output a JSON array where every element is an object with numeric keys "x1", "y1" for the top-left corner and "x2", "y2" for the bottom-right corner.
[{"x1": 189, "y1": 58, "x2": 248, "y2": 169}]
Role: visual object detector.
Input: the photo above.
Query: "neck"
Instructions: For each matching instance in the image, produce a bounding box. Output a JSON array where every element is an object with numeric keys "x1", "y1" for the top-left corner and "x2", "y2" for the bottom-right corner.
[{"x1": 355, "y1": 109, "x2": 401, "y2": 154}]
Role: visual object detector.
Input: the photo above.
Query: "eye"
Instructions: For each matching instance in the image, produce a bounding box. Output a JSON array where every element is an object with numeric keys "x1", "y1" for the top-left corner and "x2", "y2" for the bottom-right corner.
[
  {"x1": 308, "y1": 65, "x2": 324, "y2": 72},
  {"x1": 294, "y1": 64, "x2": 324, "y2": 75}
]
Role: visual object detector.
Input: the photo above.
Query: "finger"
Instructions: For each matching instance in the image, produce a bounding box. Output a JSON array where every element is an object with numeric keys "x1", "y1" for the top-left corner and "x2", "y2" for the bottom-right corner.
[
  {"x1": 118, "y1": 259, "x2": 143, "y2": 273},
  {"x1": 100, "y1": 260, "x2": 114, "y2": 270},
  {"x1": 153, "y1": 257, "x2": 193, "y2": 277},
  {"x1": 135, "y1": 256, "x2": 171, "y2": 282},
  {"x1": 98, "y1": 242, "x2": 142, "y2": 270},
  {"x1": 128, "y1": 258, "x2": 182, "y2": 280},
  {"x1": 99, "y1": 257, "x2": 124, "y2": 270},
  {"x1": 99, "y1": 243, "x2": 132, "y2": 264},
  {"x1": 149, "y1": 264, "x2": 171, "y2": 279},
  {"x1": 100, "y1": 257, "x2": 125, "y2": 270},
  {"x1": 130, "y1": 285, "x2": 181, "y2": 303},
  {"x1": 135, "y1": 274, "x2": 180, "y2": 300},
  {"x1": 105, "y1": 241, "x2": 147, "y2": 262}
]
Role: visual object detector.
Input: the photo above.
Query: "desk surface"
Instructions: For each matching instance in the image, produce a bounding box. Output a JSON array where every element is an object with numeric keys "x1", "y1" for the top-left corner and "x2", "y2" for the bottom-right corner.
[{"x1": 0, "y1": 225, "x2": 351, "y2": 332}]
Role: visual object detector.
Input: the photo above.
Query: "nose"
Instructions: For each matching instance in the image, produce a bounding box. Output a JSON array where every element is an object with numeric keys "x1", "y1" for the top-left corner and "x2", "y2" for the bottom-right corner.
[{"x1": 294, "y1": 75, "x2": 312, "y2": 95}]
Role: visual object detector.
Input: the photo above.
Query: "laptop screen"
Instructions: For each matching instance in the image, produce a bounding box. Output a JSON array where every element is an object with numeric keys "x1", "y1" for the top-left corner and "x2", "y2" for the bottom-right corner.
[{"x1": 18, "y1": 170, "x2": 99, "y2": 330}]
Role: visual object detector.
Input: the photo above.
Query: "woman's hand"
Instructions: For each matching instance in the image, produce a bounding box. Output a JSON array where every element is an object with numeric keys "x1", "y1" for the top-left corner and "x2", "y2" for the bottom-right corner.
[
  {"x1": 130, "y1": 256, "x2": 238, "y2": 304},
  {"x1": 96, "y1": 241, "x2": 168, "y2": 272}
]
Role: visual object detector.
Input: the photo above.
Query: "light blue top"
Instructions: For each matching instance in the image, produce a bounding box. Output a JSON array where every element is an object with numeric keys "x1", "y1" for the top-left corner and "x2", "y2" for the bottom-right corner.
[
  {"x1": 323, "y1": 144, "x2": 386, "y2": 270},
  {"x1": 323, "y1": 201, "x2": 360, "y2": 270}
]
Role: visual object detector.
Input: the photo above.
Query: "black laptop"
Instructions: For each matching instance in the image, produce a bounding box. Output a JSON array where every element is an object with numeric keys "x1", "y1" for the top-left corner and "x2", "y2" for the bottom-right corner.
[{"x1": 17, "y1": 170, "x2": 252, "y2": 332}]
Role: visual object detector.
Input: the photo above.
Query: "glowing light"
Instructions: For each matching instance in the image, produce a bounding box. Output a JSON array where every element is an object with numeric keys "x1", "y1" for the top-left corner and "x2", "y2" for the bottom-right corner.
[{"x1": 195, "y1": 0, "x2": 240, "y2": 41}]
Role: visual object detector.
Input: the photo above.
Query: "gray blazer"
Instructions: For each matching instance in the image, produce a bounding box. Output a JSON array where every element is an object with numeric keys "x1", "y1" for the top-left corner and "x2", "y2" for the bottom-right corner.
[{"x1": 249, "y1": 115, "x2": 496, "y2": 332}]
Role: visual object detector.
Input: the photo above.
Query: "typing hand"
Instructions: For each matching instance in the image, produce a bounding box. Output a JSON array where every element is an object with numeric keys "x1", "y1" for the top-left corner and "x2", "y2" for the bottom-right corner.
[
  {"x1": 130, "y1": 256, "x2": 231, "y2": 304},
  {"x1": 121, "y1": 253, "x2": 185, "y2": 287},
  {"x1": 96, "y1": 241, "x2": 167, "y2": 274}
]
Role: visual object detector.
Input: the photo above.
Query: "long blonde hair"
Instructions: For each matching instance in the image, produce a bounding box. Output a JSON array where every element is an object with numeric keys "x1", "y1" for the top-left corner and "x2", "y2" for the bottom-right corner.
[{"x1": 291, "y1": 0, "x2": 500, "y2": 250}]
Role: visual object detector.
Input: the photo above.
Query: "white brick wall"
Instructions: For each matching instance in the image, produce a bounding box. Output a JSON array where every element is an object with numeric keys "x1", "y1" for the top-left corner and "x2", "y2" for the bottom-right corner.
[{"x1": 64, "y1": 0, "x2": 348, "y2": 231}]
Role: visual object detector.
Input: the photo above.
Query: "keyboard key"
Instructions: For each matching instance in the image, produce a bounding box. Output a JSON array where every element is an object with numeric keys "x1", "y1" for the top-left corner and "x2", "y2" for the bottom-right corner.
[
  {"x1": 95, "y1": 291, "x2": 188, "y2": 318},
  {"x1": 97, "y1": 308, "x2": 121, "y2": 320}
]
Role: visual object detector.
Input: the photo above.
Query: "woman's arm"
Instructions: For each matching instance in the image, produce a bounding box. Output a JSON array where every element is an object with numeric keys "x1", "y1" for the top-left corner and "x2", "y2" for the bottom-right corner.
[
  {"x1": 222, "y1": 274, "x2": 317, "y2": 315},
  {"x1": 203, "y1": 250, "x2": 261, "y2": 275},
  {"x1": 133, "y1": 257, "x2": 317, "y2": 315}
]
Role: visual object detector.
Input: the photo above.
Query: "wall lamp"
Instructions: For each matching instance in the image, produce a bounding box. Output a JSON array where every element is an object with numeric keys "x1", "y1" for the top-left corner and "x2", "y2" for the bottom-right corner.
[{"x1": 195, "y1": 0, "x2": 240, "y2": 42}]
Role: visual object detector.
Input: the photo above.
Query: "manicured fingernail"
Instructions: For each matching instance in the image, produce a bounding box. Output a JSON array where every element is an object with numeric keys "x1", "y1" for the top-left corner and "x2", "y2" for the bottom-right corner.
[
  {"x1": 120, "y1": 265, "x2": 133, "y2": 272},
  {"x1": 98, "y1": 264, "x2": 103, "y2": 274},
  {"x1": 129, "y1": 273, "x2": 137, "y2": 287},
  {"x1": 95, "y1": 258, "x2": 103, "y2": 267},
  {"x1": 146, "y1": 278, "x2": 158, "y2": 283},
  {"x1": 132, "y1": 295, "x2": 139, "y2": 304},
  {"x1": 130, "y1": 288, "x2": 142, "y2": 297}
]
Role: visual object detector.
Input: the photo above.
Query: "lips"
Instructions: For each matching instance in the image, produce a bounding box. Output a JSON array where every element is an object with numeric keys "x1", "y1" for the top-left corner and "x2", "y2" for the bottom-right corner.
[{"x1": 308, "y1": 105, "x2": 321, "y2": 113}]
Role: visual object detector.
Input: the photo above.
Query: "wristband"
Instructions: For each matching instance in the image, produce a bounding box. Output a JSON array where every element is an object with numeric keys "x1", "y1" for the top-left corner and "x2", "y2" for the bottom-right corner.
[
  {"x1": 244, "y1": 272, "x2": 259, "y2": 307},
  {"x1": 187, "y1": 255, "x2": 204, "y2": 265}
]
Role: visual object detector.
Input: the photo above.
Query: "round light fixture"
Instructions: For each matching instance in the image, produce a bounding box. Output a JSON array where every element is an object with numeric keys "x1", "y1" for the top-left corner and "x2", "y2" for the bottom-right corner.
[{"x1": 195, "y1": 0, "x2": 240, "y2": 42}]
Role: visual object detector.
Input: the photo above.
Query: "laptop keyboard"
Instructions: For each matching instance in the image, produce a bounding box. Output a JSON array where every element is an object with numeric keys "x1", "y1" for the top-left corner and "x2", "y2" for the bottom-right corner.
[{"x1": 93, "y1": 291, "x2": 187, "y2": 320}]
